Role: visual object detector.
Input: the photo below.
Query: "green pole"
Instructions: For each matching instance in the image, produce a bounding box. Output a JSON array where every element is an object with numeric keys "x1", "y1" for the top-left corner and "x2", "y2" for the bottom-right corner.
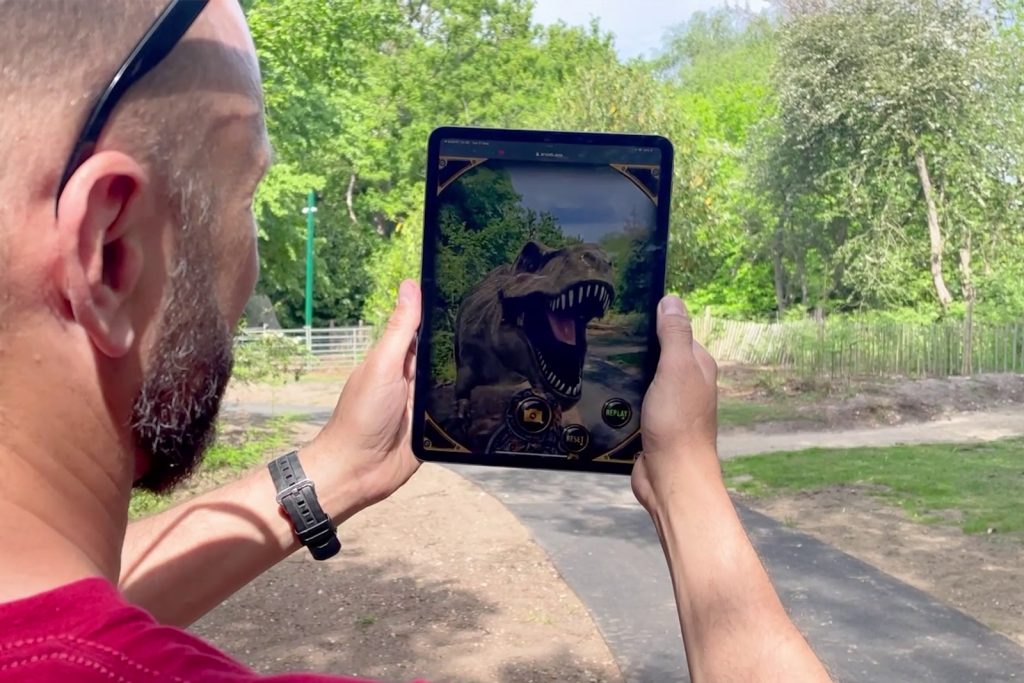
[{"x1": 303, "y1": 189, "x2": 317, "y2": 330}]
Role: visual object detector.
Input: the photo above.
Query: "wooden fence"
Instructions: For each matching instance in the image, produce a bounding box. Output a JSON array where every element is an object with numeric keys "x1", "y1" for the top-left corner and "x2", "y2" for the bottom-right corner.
[
  {"x1": 238, "y1": 325, "x2": 375, "y2": 368},
  {"x1": 238, "y1": 317, "x2": 1024, "y2": 380},
  {"x1": 691, "y1": 313, "x2": 1024, "y2": 380}
]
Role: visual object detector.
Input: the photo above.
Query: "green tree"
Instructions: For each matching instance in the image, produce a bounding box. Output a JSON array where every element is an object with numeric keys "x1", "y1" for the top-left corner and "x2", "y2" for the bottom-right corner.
[{"x1": 767, "y1": 0, "x2": 1023, "y2": 317}]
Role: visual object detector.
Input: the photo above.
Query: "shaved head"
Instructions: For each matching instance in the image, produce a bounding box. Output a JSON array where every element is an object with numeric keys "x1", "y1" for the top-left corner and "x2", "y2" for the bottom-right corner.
[
  {"x1": 0, "y1": 0, "x2": 269, "y2": 492},
  {"x1": 0, "y1": 0, "x2": 263, "y2": 318},
  {"x1": 0, "y1": 0, "x2": 261, "y2": 205}
]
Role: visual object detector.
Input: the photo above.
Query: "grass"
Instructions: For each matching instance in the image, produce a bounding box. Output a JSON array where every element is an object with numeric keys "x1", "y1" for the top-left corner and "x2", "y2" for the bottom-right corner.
[
  {"x1": 607, "y1": 351, "x2": 646, "y2": 366},
  {"x1": 128, "y1": 414, "x2": 299, "y2": 519},
  {"x1": 723, "y1": 438, "x2": 1024, "y2": 535},
  {"x1": 298, "y1": 370, "x2": 352, "y2": 384},
  {"x1": 717, "y1": 397, "x2": 806, "y2": 428}
]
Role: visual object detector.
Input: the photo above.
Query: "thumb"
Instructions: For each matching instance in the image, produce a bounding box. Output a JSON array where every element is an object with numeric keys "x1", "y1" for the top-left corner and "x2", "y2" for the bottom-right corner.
[
  {"x1": 656, "y1": 295, "x2": 695, "y2": 365},
  {"x1": 371, "y1": 279, "x2": 422, "y2": 377}
]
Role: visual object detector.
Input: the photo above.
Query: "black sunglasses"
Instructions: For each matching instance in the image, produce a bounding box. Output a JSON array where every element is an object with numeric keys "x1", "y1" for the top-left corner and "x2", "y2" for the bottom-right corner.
[{"x1": 55, "y1": 0, "x2": 209, "y2": 212}]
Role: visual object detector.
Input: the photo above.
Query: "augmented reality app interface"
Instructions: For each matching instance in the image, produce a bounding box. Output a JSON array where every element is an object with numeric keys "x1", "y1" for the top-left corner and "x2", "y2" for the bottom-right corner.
[{"x1": 422, "y1": 137, "x2": 663, "y2": 464}]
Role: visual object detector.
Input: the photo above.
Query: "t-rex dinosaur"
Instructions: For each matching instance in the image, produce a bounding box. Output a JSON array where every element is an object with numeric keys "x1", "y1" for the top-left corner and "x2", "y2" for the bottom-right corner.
[{"x1": 453, "y1": 240, "x2": 616, "y2": 421}]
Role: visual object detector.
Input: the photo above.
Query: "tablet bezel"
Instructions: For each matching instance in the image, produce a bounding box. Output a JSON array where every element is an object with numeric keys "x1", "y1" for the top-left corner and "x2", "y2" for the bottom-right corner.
[{"x1": 412, "y1": 126, "x2": 673, "y2": 475}]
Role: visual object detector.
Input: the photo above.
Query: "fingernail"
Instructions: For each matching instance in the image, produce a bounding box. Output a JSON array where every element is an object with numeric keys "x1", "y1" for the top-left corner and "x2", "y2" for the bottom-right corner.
[
  {"x1": 660, "y1": 295, "x2": 687, "y2": 317},
  {"x1": 398, "y1": 280, "x2": 414, "y2": 305}
]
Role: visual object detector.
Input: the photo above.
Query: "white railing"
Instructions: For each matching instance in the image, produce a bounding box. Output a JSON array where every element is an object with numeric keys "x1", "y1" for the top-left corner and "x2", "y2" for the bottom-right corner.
[{"x1": 238, "y1": 325, "x2": 375, "y2": 367}]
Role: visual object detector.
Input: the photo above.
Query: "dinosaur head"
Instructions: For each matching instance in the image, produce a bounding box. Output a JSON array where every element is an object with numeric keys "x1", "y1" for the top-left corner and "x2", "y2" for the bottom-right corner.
[{"x1": 499, "y1": 241, "x2": 615, "y2": 405}]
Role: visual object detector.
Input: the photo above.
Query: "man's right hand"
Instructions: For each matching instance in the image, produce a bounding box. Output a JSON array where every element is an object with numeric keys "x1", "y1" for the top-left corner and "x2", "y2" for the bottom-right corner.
[
  {"x1": 633, "y1": 295, "x2": 720, "y2": 514},
  {"x1": 631, "y1": 296, "x2": 834, "y2": 683}
]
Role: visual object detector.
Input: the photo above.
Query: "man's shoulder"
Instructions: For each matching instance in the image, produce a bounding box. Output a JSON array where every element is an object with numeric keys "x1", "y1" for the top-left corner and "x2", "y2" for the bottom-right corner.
[{"x1": 0, "y1": 578, "x2": 424, "y2": 683}]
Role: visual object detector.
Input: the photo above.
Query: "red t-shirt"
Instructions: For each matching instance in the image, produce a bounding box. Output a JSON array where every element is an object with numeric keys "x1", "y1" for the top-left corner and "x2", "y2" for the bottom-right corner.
[{"x1": 0, "y1": 578, "x2": 426, "y2": 682}]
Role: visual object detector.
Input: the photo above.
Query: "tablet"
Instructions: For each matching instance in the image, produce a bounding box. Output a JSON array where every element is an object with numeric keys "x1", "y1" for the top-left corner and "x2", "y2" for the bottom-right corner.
[{"x1": 412, "y1": 127, "x2": 672, "y2": 474}]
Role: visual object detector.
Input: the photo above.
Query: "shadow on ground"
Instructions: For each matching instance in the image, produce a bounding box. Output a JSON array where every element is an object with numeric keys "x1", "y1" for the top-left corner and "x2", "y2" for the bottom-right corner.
[{"x1": 191, "y1": 487, "x2": 622, "y2": 682}]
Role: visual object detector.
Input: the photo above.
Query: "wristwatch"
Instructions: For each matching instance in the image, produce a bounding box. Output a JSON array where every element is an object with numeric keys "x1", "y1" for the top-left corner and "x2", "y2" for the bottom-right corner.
[{"x1": 268, "y1": 451, "x2": 341, "y2": 560}]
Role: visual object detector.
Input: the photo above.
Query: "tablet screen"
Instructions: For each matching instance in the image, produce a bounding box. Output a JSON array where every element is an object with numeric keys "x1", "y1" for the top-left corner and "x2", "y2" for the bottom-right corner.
[{"x1": 419, "y1": 133, "x2": 666, "y2": 467}]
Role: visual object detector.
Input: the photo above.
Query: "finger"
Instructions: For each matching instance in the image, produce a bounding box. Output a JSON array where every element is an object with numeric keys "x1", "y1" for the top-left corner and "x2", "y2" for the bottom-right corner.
[
  {"x1": 656, "y1": 295, "x2": 695, "y2": 368},
  {"x1": 369, "y1": 279, "x2": 422, "y2": 379}
]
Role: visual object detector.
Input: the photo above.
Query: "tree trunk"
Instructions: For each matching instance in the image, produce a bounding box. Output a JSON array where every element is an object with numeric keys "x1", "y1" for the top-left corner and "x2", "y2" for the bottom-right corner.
[
  {"x1": 960, "y1": 229, "x2": 974, "y2": 376},
  {"x1": 772, "y1": 198, "x2": 792, "y2": 316},
  {"x1": 914, "y1": 149, "x2": 954, "y2": 308},
  {"x1": 772, "y1": 217, "x2": 787, "y2": 315},
  {"x1": 829, "y1": 217, "x2": 848, "y2": 297},
  {"x1": 345, "y1": 172, "x2": 358, "y2": 226}
]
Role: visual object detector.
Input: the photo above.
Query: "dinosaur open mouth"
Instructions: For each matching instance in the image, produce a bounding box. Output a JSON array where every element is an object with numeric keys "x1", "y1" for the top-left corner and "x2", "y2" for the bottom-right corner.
[{"x1": 516, "y1": 280, "x2": 613, "y2": 401}]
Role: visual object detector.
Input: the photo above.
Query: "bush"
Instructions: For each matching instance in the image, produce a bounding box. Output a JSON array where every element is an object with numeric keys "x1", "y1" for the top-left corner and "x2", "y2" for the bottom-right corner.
[
  {"x1": 363, "y1": 208, "x2": 424, "y2": 331},
  {"x1": 234, "y1": 332, "x2": 314, "y2": 384}
]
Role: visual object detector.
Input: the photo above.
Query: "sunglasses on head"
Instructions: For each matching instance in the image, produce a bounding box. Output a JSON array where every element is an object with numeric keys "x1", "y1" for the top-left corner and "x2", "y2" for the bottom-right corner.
[{"x1": 55, "y1": 0, "x2": 209, "y2": 213}]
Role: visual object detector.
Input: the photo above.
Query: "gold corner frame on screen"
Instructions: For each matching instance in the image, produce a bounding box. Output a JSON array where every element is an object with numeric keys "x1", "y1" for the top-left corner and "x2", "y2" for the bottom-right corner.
[
  {"x1": 610, "y1": 164, "x2": 660, "y2": 203},
  {"x1": 591, "y1": 430, "x2": 642, "y2": 464},
  {"x1": 437, "y1": 157, "x2": 488, "y2": 194},
  {"x1": 422, "y1": 414, "x2": 472, "y2": 453}
]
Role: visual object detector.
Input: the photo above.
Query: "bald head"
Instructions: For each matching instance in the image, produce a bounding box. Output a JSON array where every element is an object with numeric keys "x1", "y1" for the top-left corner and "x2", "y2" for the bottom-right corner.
[
  {"x1": 0, "y1": 0, "x2": 266, "y2": 328},
  {"x1": 0, "y1": 0, "x2": 262, "y2": 209}
]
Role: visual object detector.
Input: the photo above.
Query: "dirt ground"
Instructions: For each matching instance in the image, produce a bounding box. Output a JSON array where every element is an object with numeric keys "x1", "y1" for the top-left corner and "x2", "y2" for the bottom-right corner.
[
  {"x1": 738, "y1": 487, "x2": 1024, "y2": 648},
  {"x1": 191, "y1": 425, "x2": 624, "y2": 683},
  {"x1": 719, "y1": 364, "x2": 1024, "y2": 430}
]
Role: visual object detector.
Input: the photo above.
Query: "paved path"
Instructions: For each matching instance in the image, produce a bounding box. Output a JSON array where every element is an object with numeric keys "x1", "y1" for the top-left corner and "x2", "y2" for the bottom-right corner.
[
  {"x1": 228, "y1": 402, "x2": 1024, "y2": 681},
  {"x1": 452, "y1": 465, "x2": 1024, "y2": 683}
]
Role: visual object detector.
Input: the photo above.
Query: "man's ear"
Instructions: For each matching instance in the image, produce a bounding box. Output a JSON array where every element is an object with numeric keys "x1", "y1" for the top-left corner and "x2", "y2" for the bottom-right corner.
[
  {"x1": 513, "y1": 241, "x2": 552, "y2": 273},
  {"x1": 55, "y1": 151, "x2": 148, "y2": 359}
]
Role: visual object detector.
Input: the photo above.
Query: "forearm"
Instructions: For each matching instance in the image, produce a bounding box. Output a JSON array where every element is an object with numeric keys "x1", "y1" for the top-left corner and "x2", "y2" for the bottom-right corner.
[
  {"x1": 650, "y1": 452, "x2": 832, "y2": 683},
  {"x1": 120, "y1": 445, "x2": 362, "y2": 627}
]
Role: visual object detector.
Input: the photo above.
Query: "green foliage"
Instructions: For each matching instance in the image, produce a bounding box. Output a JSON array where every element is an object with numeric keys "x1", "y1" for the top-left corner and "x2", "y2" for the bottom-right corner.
[
  {"x1": 233, "y1": 333, "x2": 314, "y2": 384},
  {"x1": 243, "y1": 0, "x2": 1022, "y2": 334},
  {"x1": 202, "y1": 416, "x2": 295, "y2": 470},
  {"x1": 723, "y1": 439, "x2": 1024, "y2": 535},
  {"x1": 363, "y1": 207, "x2": 424, "y2": 330},
  {"x1": 762, "y1": 0, "x2": 1023, "y2": 315}
]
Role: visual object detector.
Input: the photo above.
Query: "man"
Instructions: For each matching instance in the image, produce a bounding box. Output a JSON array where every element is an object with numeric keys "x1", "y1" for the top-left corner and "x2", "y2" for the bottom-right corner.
[{"x1": 0, "y1": 1, "x2": 832, "y2": 682}]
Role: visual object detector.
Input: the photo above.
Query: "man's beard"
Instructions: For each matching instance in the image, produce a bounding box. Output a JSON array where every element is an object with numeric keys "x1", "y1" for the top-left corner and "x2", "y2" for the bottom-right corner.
[{"x1": 130, "y1": 204, "x2": 235, "y2": 493}]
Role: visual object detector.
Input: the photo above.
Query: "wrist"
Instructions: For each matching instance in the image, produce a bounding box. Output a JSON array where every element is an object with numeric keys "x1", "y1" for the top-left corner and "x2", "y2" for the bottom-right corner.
[{"x1": 295, "y1": 443, "x2": 370, "y2": 525}]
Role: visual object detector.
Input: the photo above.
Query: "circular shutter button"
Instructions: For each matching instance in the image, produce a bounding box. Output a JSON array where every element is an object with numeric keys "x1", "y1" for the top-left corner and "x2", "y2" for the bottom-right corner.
[{"x1": 514, "y1": 396, "x2": 553, "y2": 435}]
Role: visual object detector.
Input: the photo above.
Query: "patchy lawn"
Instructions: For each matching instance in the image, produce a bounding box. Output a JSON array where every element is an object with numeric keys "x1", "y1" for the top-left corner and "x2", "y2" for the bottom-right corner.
[{"x1": 724, "y1": 438, "x2": 1024, "y2": 535}]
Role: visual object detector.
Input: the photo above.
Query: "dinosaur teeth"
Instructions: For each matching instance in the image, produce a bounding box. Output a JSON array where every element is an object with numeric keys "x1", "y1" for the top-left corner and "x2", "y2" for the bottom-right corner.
[
  {"x1": 586, "y1": 284, "x2": 592, "y2": 298},
  {"x1": 561, "y1": 294, "x2": 567, "y2": 309},
  {"x1": 569, "y1": 289, "x2": 575, "y2": 307}
]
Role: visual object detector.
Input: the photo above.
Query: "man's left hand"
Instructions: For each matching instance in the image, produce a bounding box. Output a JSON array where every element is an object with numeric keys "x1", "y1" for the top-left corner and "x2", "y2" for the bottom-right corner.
[{"x1": 300, "y1": 279, "x2": 422, "y2": 519}]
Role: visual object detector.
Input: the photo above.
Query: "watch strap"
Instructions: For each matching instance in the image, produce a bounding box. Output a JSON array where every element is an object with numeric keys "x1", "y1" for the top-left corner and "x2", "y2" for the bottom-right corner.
[{"x1": 268, "y1": 451, "x2": 341, "y2": 561}]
